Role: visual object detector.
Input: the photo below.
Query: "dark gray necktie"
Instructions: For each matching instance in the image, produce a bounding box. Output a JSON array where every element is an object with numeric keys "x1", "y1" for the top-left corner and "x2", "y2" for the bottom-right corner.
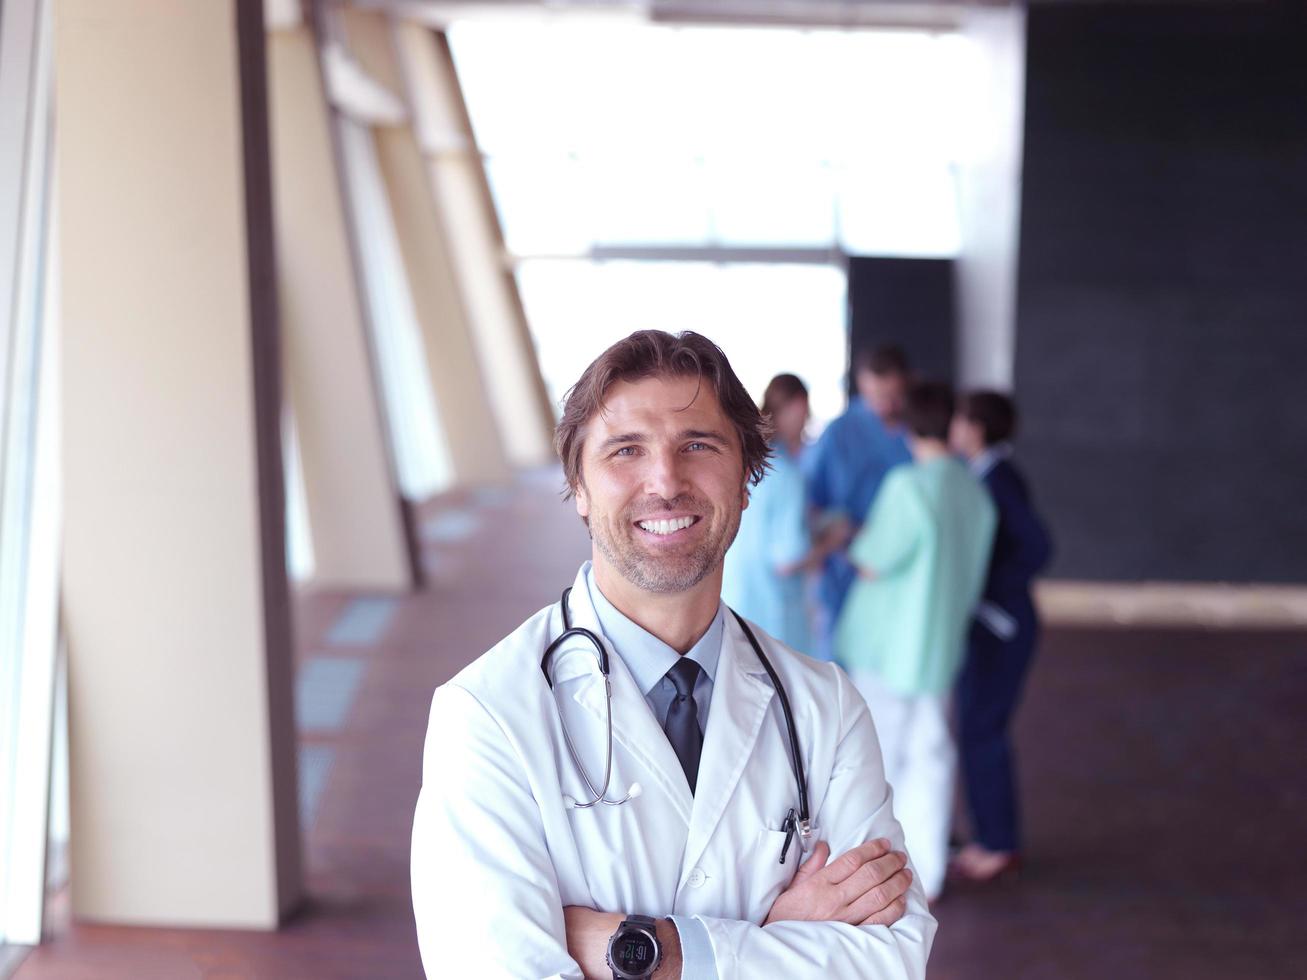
[{"x1": 663, "y1": 658, "x2": 703, "y2": 793}]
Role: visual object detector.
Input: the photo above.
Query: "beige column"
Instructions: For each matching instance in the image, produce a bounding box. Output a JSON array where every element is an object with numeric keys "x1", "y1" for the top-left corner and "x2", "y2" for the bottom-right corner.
[
  {"x1": 57, "y1": 0, "x2": 301, "y2": 927},
  {"x1": 391, "y1": 23, "x2": 557, "y2": 468},
  {"x1": 269, "y1": 18, "x2": 418, "y2": 588},
  {"x1": 338, "y1": 8, "x2": 511, "y2": 486}
]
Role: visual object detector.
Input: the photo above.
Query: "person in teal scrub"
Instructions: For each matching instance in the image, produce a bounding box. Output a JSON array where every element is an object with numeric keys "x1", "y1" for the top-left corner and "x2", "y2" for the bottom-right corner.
[
  {"x1": 835, "y1": 381, "x2": 997, "y2": 902},
  {"x1": 721, "y1": 374, "x2": 816, "y2": 655}
]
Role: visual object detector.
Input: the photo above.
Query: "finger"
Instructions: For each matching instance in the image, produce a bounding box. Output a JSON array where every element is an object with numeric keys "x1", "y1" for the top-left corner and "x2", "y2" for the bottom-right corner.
[
  {"x1": 791, "y1": 840, "x2": 830, "y2": 885},
  {"x1": 846, "y1": 867, "x2": 912, "y2": 925},
  {"x1": 836, "y1": 850, "x2": 907, "y2": 905},
  {"x1": 860, "y1": 894, "x2": 909, "y2": 928},
  {"x1": 820, "y1": 838, "x2": 892, "y2": 885}
]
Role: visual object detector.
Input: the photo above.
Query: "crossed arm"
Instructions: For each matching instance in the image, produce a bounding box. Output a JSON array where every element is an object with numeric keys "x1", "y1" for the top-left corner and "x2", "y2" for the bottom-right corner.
[
  {"x1": 562, "y1": 838, "x2": 913, "y2": 979},
  {"x1": 413, "y1": 677, "x2": 934, "y2": 979}
]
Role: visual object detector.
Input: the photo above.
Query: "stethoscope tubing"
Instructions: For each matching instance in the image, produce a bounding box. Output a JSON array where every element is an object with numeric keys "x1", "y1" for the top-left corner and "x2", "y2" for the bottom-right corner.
[
  {"x1": 728, "y1": 611, "x2": 810, "y2": 831},
  {"x1": 540, "y1": 588, "x2": 811, "y2": 830}
]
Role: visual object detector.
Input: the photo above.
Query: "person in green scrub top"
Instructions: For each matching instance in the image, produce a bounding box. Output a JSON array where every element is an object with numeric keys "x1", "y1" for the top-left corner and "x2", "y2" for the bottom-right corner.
[{"x1": 835, "y1": 381, "x2": 997, "y2": 902}]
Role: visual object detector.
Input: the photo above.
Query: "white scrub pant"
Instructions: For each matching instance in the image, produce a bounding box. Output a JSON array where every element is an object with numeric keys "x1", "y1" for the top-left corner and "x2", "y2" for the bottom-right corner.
[{"x1": 850, "y1": 670, "x2": 955, "y2": 902}]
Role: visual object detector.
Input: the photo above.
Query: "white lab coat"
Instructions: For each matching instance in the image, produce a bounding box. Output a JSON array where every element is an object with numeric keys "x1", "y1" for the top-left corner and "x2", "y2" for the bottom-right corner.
[{"x1": 411, "y1": 563, "x2": 936, "y2": 978}]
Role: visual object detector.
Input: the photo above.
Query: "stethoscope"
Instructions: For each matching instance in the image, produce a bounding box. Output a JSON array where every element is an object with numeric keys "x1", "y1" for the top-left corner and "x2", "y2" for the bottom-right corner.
[{"x1": 541, "y1": 587, "x2": 813, "y2": 865}]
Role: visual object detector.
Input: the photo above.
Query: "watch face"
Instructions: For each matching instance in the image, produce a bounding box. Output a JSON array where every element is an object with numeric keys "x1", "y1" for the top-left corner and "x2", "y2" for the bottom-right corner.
[{"x1": 612, "y1": 929, "x2": 657, "y2": 975}]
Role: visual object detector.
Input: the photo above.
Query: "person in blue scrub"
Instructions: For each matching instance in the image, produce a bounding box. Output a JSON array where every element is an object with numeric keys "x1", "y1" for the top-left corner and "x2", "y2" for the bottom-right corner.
[
  {"x1": 948, "y1": 391, "x2": 1053, "y2": 884},
  {"x1": 804, "y1": 345, "x2": 913, "y2": 660},
  {"x1": 721, "y1": 374, "x2": 816, "y2": 654}
]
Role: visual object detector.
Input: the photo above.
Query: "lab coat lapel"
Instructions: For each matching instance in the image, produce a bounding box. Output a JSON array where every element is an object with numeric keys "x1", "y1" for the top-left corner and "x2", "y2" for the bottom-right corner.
[
  {"x1": 681, "y1": 613, "x2": 774, "y2": 877},
  {"x1": 562, "y1": 566, "x2": 695, "y2": 825}
]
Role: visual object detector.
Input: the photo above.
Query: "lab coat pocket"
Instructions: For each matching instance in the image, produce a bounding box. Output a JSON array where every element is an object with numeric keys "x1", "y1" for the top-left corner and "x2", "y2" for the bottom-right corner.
[{"x1": 752, "y1": 828, "x2": 800, "y2": 918}]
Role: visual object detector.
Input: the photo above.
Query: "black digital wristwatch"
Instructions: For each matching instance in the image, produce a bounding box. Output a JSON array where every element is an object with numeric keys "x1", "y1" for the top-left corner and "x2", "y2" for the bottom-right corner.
[{"x1": 605, "y1": 914, "x2": 662, "y2": 980}]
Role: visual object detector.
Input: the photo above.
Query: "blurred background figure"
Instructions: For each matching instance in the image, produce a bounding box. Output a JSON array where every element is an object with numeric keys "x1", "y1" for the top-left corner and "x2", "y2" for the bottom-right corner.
[
  {"x1": 722, "y1": 373, "x2": 815, "y2": 655},
  {"x1": 805, "y1": 345, "x2": 912, "y2": 660},
  {"x1": 836, "y1": 381, "x2": 996, "y2": 902},
  {"x1": 949, "y1": 391, "x2": 1052, "y2": 884}
]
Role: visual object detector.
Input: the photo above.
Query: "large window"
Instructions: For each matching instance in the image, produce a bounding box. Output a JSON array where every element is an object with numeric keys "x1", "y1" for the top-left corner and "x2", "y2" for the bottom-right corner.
[
  {"x1": 0, "y1": 0, "x2": 60, "y2": 951},
  {"x1": 450, "y1": 20, "x2": 969, "y2": 258},
  {"x1": 518, "y1": 260, "x2": 848, "y2": 430},
  {"x1": 336, "y1": 117, "x2": 454, "y2": 501},
  {"x1": 449, "y1": 19, "x2": 974, "y2": 429}
]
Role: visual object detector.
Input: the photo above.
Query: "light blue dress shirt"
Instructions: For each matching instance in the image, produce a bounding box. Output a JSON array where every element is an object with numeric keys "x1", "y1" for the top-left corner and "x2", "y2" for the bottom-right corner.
[{"x1": 584, "y1": 567, "x2": 722, "y2": 979}]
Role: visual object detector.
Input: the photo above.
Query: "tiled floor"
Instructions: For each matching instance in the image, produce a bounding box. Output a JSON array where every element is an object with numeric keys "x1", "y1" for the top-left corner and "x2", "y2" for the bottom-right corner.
[{"x1": 15, "y1": 473, "x2": 1307, "y2": 978}]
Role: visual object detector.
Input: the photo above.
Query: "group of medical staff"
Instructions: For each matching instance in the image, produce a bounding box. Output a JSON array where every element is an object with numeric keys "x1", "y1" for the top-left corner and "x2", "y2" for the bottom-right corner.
[{"x1": 722, "y1": 345, "x2": 1053, "y2": 903}]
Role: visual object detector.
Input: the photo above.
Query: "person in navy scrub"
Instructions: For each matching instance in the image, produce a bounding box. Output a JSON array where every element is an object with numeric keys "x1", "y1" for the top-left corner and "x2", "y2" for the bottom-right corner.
[{"x1": 947, "y1": 391, "x2": 1053, "y2": 884}]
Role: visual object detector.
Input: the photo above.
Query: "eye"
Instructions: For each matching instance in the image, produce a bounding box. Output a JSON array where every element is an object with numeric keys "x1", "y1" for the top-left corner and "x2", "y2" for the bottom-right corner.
[
  {"x1": 613, "y1": 446, "x2": 640, "y2": 457},
  {"x1": 685, "y1": 442, "x2": 714, "y2": 452}
]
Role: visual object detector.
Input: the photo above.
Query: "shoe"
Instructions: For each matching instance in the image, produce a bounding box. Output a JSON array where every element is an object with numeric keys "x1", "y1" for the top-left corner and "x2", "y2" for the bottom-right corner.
[{"x1": 947, "y1": 844, "x2": 1022, "y2": 884}]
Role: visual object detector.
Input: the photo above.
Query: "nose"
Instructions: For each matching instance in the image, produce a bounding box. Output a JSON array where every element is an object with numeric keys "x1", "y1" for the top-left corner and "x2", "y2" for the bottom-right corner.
[{"x1": 642, "y1": 446, "x2": 691, "y2": 502}]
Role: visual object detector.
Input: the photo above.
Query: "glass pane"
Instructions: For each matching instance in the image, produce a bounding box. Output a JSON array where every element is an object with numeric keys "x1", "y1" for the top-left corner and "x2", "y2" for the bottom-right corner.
[
  {"x1": 0, "y1": 0, "x2": 57, "y2": 949},
  {"x1": 336, "y1": 119, "x2": 453, "y2": 500},
  {"x1": 485, "y1": 156, "x2": 597, "y2": 255},
  {"x1": 517, "y1": 260, "x2": 848, "y2": 433},
  {"x1": 451, "y1": 20, "x2": 972, "y2": 257},
  {"x1": 709, "y1": 158, "x2": 836, "y2": 246},
  {"x1": 837, "y1": 163, "x2": 961, "y2": 257}
]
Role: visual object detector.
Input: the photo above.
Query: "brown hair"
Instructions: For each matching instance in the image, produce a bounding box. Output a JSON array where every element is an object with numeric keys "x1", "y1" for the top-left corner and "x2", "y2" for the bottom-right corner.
[
  {"x1": 904, "y1": 380, "x2": 955, "y2": 440},
  {"x1": 960, "y1": 390, "x2": 1018, "y2": 445},
  {"x1": 554, "y1": 330, "x2": 773, "y2": 498},
  {"x1": 761, "y1": 373, "x2": 809, "y2": 422},
  {"x1": 852, "y1": 343, "x2": 909, "y2": 378}
]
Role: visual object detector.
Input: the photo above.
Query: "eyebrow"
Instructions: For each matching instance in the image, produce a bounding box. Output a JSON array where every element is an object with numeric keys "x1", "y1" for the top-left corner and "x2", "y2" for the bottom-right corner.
[
  {"x1": 594, "y1": 429, "x2": 730, "y2": 454},
  {"x1": 679, "y1": 429, "x2": 730, "y2": 444}
]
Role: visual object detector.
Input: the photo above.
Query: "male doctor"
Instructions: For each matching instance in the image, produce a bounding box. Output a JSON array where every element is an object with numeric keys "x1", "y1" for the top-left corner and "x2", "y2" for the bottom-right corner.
[{"x1": 412, "y1": 331, "x2": 935, "y2": 979}]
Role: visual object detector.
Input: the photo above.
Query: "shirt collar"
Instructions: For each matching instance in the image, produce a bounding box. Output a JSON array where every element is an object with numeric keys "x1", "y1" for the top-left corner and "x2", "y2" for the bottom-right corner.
[
  {"x1": 584, "y1": 565, "x2": 725, "y2": 697},
  {"x1": 970, "y1": 442, "x2": 1013, "y2": 479}
]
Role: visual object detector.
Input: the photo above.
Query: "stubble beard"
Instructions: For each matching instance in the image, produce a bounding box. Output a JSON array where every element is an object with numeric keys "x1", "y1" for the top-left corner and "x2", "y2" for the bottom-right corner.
[{"x1": 591, "y1": 495, "x2": 741, "y2": 595}]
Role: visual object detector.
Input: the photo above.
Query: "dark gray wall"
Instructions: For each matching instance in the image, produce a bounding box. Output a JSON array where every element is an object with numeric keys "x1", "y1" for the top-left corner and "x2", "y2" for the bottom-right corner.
[
  {"x1": 846, "y1": 257, "x2": 956, "y2": 393},
  {"x1": 1014, "y1": 2, "x2": 1307, "y2": 582}
]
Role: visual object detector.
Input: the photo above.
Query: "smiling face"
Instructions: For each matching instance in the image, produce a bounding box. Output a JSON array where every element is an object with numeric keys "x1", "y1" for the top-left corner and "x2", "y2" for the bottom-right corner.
[{"x1": 573, "y1": 374, "x2": 749, "y2": 597}]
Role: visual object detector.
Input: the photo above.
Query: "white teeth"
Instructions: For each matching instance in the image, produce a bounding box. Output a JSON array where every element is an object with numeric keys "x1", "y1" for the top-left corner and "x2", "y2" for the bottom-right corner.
[{"x1": 638, "y1": 516, "x2": 696, "y2": 535}]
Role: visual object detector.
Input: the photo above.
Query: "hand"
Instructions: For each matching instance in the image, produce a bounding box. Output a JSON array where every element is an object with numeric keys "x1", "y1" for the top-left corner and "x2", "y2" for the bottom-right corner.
[
  {"x1": 763, "y1": 839, "x2": 912, "y2": 928},
  {"x1": 563, "y1": 907, "x2": 682, "y2": 979},
  {"x1": 813, "y1": 514, "x2": 854, "y2": 555}
]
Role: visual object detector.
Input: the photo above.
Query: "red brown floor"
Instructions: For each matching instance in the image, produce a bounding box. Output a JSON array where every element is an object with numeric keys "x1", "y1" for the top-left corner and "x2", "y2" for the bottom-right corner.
[{"x1": 15, "y1": 473, "x2": 1307, "y2": 978}]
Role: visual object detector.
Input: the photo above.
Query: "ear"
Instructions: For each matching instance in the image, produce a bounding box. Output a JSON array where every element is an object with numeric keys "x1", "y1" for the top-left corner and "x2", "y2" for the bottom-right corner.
[
  {"x1": 740, "y1": 480, "x2": 751, "y2": 513},
  {"x1": 575, "y1": 482, "x2": 591, "y2": 520}
]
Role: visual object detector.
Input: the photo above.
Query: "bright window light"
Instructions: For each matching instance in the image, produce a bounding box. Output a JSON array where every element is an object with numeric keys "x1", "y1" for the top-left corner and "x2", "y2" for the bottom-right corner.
[
  {"x1": 517, "y1": 261, "x2": 848, "y2": 434},
  {"x1": 451, "y1": 19, "x2": 981, "y2": 433},
  {"x1": 450, "y1": 20, "x2": 971, "y2": 257}
]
